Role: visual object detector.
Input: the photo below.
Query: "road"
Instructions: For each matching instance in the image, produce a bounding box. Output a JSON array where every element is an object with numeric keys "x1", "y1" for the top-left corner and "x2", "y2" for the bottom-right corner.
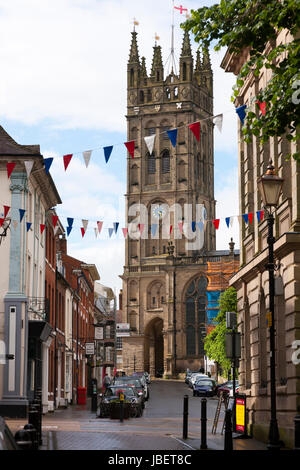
[{"x1": 7, "y1": 380, "x2": 226, "y2": 450}]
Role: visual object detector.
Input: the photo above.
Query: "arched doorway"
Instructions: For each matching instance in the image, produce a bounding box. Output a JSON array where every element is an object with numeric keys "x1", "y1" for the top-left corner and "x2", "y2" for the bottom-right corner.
[{"x1": 144, "y1": 317, "x2": 164, "y2": 377}]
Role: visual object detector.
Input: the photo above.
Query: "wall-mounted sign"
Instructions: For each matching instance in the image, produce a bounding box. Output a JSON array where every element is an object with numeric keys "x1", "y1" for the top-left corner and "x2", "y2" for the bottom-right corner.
[
  {"x1": 116, "y1": 323, "x2": 130, "y2": 337},
  {"x1": 85, "y1": 342, "x2": 95, "y2": 356},
  {"x1": 95, "y1": 327, "x2": 103, "y2": 340}
]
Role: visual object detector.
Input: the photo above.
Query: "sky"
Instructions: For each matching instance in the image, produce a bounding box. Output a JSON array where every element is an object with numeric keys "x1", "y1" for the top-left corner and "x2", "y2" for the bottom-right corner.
[{"x1": 0, "y1": 0, "x2": 240, "y2": 295}]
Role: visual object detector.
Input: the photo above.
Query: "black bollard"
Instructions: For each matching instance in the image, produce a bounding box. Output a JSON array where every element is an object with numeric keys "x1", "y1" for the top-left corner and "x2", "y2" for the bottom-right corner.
[
  {"x1": 183, "y1": 395, "x2": 189, "y2": 440},
  {"x1": 24, "y1": 423, "x2": 38, "y2": 450},
  {"x1": 32, "y1": 399, "x2": 42, "y2": 446},
  {"x1": 294, "y1": 415, "x2": 300, "y2": 450},
  {"x1": 14, "y1": 429, "x2": 32, "y2": 450},
  {"x1": 224, "y1": 409, "x2": 233, "y2": 451},
  {"x1": 200, "y1": 398, "x2": 208, "y2": 450},
  {"x1": 28, "y1": 405, "x2": 40, "y2": 446},
  {"x1": 120, "y1": 400, "x2": 124, "y2": 423}
]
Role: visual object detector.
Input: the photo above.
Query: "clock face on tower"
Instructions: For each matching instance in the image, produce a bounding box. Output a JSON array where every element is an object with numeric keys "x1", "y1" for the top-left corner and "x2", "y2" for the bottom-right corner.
[{"x1": 152, "y1": 205, "x2": 166, "y2": 220}]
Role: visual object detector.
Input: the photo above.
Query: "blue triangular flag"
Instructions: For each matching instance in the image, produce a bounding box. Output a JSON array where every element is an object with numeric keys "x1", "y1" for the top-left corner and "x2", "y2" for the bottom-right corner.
[
  {"x1": 225, "y1": 217, "x2": 230, "y2": 228},
  {"x1": 192, "y1": 221, "x2": 196, "y2": 232},
  {"x1": 108, "y1": 228, "x2": 114, "y2": 238},
  {"x1": 44, "y1": 157, "x2": 54, "y2": 174},
  {"x1": 19, "y1": 209, "x2": 26, "y2": 222},
  {"x1": 236, "y1": 105, "x2": 247, "y2": 125},
  {"x1": 66, "y1": 226, "x2": 73, "y2": 236},
  {"x1": 242, "y1": 213, "x2": 249, "y2": 224},
  {"x1": 113, "y1": 222, "x2": 119, "y2": 234},
  {"x1": 197, "y1": 221, "x2": 204, "y2": 231},
  {"x1": 167, "y1": 129, "x2": 178, "y2": 148},
  {"x1": 26, "y1": 222, "x2": 32, "y2": 232},
  {"x1": 67, "y1": 217, "x2": 74, "y2": 227},
  {"x1": 151, "y1": 224, "x2": 158, "y2": 237},
  {"x1": 104, "y1": 146, "x2": 113, "y2": 164}
]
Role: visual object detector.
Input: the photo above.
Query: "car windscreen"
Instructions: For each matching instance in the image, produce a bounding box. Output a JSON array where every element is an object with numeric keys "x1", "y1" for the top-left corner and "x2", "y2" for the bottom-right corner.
[
  {"x1": 114, "y1": 379, "x2": 142, "y2": 388},
  {"x1": 195, "y1": 380, "x2": 214, "y2": 386},
  {"x1": 106, "y1": 387, "x2": 135, "y2": 397}
]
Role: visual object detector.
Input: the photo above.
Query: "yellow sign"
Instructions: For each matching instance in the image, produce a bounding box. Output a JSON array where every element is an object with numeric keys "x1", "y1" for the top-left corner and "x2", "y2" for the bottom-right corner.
[
  {"x1": 119, "y1": 392, "x2": 124, "y2": 401},
  {"x1": 236, "y1": 398, "x2": 245, "y2": 433}
]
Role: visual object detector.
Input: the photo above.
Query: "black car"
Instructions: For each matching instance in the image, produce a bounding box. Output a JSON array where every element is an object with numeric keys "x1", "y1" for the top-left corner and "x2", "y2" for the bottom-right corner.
[
  {"x1": 113, "y1": 377, "x2": 147, "y2": 405},
  {"x1": 97, "y1": 385, "x2": 144, "y2": 418},
  {"x1": 0, "y1": 417, "x2": 18, "y2": 450},
  {"x1": 193, "y1": 378, "x2": 217, "y2": 397}
]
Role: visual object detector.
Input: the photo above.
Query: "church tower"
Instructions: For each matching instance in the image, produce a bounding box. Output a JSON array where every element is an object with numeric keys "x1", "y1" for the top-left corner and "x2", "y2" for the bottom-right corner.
[{"x1": 120, "y1": 29, "x2": 238, "y2": 377}]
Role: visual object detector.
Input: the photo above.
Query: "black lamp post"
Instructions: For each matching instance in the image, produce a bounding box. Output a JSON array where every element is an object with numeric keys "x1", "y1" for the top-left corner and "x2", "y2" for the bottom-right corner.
[{"x1": 257, "y1": 159, "x2": 284, "y2": 450}]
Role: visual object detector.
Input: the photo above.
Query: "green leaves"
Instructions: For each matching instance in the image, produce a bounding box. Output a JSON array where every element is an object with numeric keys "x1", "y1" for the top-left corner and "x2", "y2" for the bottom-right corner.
[{"x1": 183, "y1": 0, "x2": 300, "y2": 161}]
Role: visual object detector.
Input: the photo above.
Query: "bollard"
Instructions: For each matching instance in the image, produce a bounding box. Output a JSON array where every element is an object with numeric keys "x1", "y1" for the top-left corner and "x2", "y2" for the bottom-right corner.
[
  {"x1": 200, "y1": 398, "x2": 207, "y2": 450},
  {"x1": 182, "y1": 395, "x2": 189, "y2": 440},
  {"x1": 119, "y1": 392, "x2": 124, "y2": 423},
  {"x1": 224, "y1": 409, "x2": 233, "y2": 451},
  {"x1": 24, "y1": 423, "x2": 38, "y2": 450},
  {"x1": 294, "y1": 415, "x2": 300, "y2": 450},
  {"x1": 14, "y1": 429, "x2": 32, "y2": 450},
  {"x1": 28, "y1": 405, "x2": 40, "y2": 446},
  {"x1": 33, "y1": 396, "x2": 43, "y2": 446}
]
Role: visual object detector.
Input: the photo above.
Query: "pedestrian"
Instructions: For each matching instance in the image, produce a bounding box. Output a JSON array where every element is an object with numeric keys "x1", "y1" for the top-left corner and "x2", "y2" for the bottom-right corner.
[{"x1": 103, "y1": 374, "x2": 111, "y2": 391}]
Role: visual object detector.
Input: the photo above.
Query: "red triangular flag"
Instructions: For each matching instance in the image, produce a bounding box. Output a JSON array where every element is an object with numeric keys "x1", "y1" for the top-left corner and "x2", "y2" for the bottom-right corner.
[
  {"x1": 40, "y1": 224, "x2": 46, "y2": 234},
  {"x1": 7, "y1": 163, "x2": 16, "y2": 179},
  {"x1": 138, "y1": 224, "x2": 144, "y2": 236},
  {"x1": 52, "y1": 215, "x2": 59, "y2": 228},
  {"x1": 124, "y1": 141, "x2": 135, "y2": 159},
  {"x1": 256, "y1": 101, "x2": 266, "y2": 116},
  {"x1": 0, "y1": 218, "x2": 4, "y2": 228},
  {"x1": 260, "y1": 210, "x2": 264, "y2": 221},
  {"x1": 3, "y1": 206, "x2": 10, "y2": 218},
  {"x1": 248, "y1": 212, "x2": 253, "y2": 224},
  {"x1": 97, "y1": 221, "x2": 103, "y2": 234},
  {"x1": 81, "y1": 227, "x2": 86, "y2": 238},
  {"x1": 188, "y1": 122, "x2": 200, "y2": 141},
  {"x1": 212, "y1": 219, "x2": 220, "y2": 230},
  {"x1": 63, "y1": 154, "x2": 73, "y2": 171},
  {"x1": 178, "y1": 221, "x2": 184, "y2": 234},
  {"x1": 170, "y1": 225, "x2": 173, "y2": 234},
  {"x1": 122, "y1": 228, "x2": 128, "y2": 238}
]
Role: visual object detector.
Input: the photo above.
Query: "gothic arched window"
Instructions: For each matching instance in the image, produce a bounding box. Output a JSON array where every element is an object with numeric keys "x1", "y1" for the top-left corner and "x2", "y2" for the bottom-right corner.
[
  {"x1": 161, "y1": 149, "x2": 170, "y2": 174},
  {"x1": 147, "y1": 152, "x2": 156, "y2": 174},
  {"x1": 183, "y1": 62, "x2": 187, "y2": 81},
  {"x1": 185, "y1": 276, "x2": 208, "y2": 357}
]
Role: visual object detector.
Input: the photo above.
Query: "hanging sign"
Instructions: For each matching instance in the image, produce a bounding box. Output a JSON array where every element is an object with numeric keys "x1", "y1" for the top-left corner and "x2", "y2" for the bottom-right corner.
[{"x1": 85, "y1": 342, "x2": 95, "y2": 356}]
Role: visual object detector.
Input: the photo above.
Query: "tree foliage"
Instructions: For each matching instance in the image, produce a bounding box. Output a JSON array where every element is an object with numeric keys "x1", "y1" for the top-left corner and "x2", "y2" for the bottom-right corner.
[
  {"x1": 204, "y1": 287, "x2": 237, "y2": 376},
  {"x1": 184, "y1": 0, "x2": 300, "y2": 161}
]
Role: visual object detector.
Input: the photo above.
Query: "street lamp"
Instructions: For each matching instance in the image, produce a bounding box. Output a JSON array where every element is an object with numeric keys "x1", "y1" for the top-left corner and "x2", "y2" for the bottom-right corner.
[{"x1": 257, "y1": 159, "x2": 284, "y2": 450}]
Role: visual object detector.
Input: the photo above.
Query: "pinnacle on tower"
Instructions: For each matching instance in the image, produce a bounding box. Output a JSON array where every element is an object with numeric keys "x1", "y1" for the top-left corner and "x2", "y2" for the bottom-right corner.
[
  {"x1": 151, "y1": 44, "x2": 163, "y2": 81},
  {"x1": 202, "y1": 46, "x2": 212, "y2": 71},
  {"x1": 128, "y1": 31, "x2": 140, "y2": 64},
  {"x1": 180, "y1": 30, "x2": 192, "y2": 57},
  {"x1": 195, "y1": 49, "x2": 202, "y2": 72},
  {"x1": 141, "y1": 57, "x2": 147, "y2": 78}
]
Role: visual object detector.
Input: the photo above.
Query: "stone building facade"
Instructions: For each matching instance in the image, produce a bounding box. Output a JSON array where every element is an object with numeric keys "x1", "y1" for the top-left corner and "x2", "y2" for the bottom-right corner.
[
  {"x1": 120, "y1": 30, "x2": 240, "y2": 377},
  {"x1": 222, "y1": 29, "x2": 300, "y2": 448}
]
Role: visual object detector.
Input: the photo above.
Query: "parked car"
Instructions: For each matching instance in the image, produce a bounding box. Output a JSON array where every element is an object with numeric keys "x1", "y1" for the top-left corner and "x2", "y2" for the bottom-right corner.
[
  {"x1": 188, "y1": 373, "x2": 209, "y2": 388},
  {"x1": 185, "y1": 370, "x2": 198, "y2": 384},
  {"x1": 132, "y1": 372, "x2": 150, "y2": 398},
  {"x1": 144, "y1": 372, "x2": 151, "y2": 384},
  {"x1": 216, "y1": 380, "x2": 239, "y2": 397},
  {"x1": 97, "y1": 385, "x2": 144, "y2": 418},
  {"x1": 113, "y1": 377, "x2": 147, "y2": 405},
  {"x1": 193, "y1": 378, "x2": 217, "y2": 397},
  {"x1": 0, "y1": 417, "x2": 18, "y2": 450},
  {"x1": 229, "y1": 383, "x2": 240, "y2": 397}
]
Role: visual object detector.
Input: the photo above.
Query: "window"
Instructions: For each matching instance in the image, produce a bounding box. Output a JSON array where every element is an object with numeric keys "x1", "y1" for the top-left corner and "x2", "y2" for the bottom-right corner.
[
  {"x1": 147, "y1": 152, "x2": 156, "y2": 174},
  {"x1": 185, "y1": 276, "x2": 208, "y2": 357},
  {"x1": 147, "y1": 89, "x2": 152, "y2": 102},
  {"x1": 139, "y1": 90, "x2": 144, "y2": 103},
  {"x1": 166, "y1": 87, "x2": 171, "y2": 100},
  {"x1": 130, "y1": 69, "x2": 134, "y2": 87},
  {"x1": 161, "y1": 150, "x2": 170, "y2": 173},
  {"x1": 116, "y1": 337, "x2": 123, "y2": 350},
  {"x1": 183, "y1": 62, "x2": 187, "y2": 81}
]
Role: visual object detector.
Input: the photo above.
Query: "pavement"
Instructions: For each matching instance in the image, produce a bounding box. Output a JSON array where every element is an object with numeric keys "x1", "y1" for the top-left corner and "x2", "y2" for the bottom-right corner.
[{"x1": 5, "y1": 380, "x2": 269, "y2": 451}]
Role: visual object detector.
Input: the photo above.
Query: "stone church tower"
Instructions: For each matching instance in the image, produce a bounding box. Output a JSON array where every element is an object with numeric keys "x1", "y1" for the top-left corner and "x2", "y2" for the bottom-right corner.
[{"x1": 120, "y1": 29, "x2": 239, "y2": 377}]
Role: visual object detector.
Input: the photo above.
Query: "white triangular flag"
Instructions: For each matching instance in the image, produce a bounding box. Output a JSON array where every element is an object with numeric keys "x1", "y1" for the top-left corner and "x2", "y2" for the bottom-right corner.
[
  {"x1": 94, "y1": 228, "x2": 98, "y2": 238},
  {"x1": 54, "y1": 225, "x2": 59, "y2": 236},
  {"x1": 83, "y1": 150, "x2": 92, "y2": 168},
  {"x1": 213, "y1": 114, "x2": 223, "y2": 133},
  {"x1": 144, "y1": 135, "x2": 156, "y2": 155},
  {"x1": 24, "y1": 161, "x2": 34, "y2": 177},
  {"x1": 82, "y1": 219, "x2": 89, "y2": 231}
]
